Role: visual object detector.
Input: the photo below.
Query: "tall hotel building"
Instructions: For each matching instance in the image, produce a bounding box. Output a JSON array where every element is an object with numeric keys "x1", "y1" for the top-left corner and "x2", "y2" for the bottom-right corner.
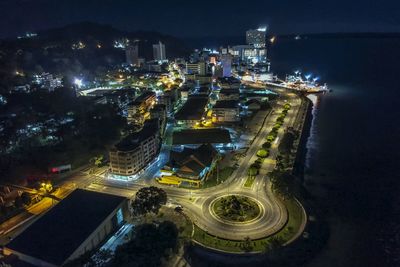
[{"x1": 153, "y1": 41, "x2": 166, "y2": 61}]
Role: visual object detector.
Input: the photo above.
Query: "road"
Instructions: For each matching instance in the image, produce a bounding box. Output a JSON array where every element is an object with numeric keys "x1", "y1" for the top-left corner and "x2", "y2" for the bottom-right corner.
[
  {"x1": 0, "y1": 88, "x2": 305, "y2": 244},
  {"x1": 83, "y1": 89, "x2": 303, "y2": 241},
  {"x1": 0, "y1": 185, "x2": 75, "y2": 244}
]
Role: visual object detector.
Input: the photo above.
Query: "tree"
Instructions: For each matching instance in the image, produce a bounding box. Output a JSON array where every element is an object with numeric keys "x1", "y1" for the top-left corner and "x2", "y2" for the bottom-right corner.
[
  {"x1": 248, "y1": 166, "x2": 258, "y2": 177},
  {"x1": 262, "y1": 142, "x2": 271, "y2": 149},
  {"x1": 270, "y1": 170, "x2": 295, "y2": 198},
  {"x1": 283, "y1": 103, "x2": 291, "y2": 110},
  {"x1": 90, "y1": 155, "x2": 104, "y2": 167},
  {"x1": 112, "y1": 221, "x2": 179, "y2": 267},
  {"x1": 279, "y1": 131, "x2": 296, "y2": 155},
  {"x1": 131, "y1": 186, "x2": 167, "y2": 216},
  {"x1": 257, "y1": 149, "x2": 269, "y2": 158}
]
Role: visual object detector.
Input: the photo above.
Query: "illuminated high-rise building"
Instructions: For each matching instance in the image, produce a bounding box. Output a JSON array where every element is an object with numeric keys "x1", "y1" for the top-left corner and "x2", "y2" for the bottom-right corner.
[
  {"x1": 220, "y1": 54, "x2": 232, "y2": 77},
  {"x1": 126, "y1": 45, "x2": 139, "y2": 65},
  {"x1": 153, "y1": 41, "x2": 166, "y2": 61},
  {"x1": 185, "y1": 61, "x2": 206, "y2": 75},
  {"x1": 246, "y1": 26, "x2": 267, "y2": 48}
]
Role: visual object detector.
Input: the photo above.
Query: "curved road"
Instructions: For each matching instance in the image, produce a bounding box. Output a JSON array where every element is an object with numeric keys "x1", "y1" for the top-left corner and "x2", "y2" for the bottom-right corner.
[{"x1": 84, "y1": 89, "x2": 303, "y2": 241}]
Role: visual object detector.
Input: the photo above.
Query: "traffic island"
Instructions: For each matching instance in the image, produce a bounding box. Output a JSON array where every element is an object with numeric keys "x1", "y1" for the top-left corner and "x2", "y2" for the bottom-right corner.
[
  {"x1": 191, "y1": 196, "x2": 306, "y2": 253},
  {"x1": 211, "y1": 195, "x2": 261, "y2": 223}
]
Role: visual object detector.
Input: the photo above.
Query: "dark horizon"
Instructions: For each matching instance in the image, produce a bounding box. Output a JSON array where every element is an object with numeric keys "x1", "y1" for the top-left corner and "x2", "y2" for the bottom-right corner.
[
  {"x1": 3, "y1": 20, "x2": 400, "y2": 45},
  {"x1": 1, "y1": 0, "x2": 399, "y2": 38}
]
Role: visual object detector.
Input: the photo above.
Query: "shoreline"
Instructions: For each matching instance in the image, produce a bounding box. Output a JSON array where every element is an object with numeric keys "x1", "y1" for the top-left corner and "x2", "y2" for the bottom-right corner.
[
  {"x1": 293, "y1": 96, "x2": 313, "y2": 180},
  {"x1": 185, "y1": 92, "x2": 330, "y2": 266}
]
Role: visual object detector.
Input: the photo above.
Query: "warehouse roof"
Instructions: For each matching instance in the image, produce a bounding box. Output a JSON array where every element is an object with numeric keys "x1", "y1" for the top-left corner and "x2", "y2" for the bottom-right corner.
[
  {"x1": 6, "y1": 189, "x2": 126, "y2": 266},
  {"x1": 173, "y1": 128, "x2": 231, "y2": 145},
  {"x1": 213, "y1": 100, "x2": 239, "y2": 109},
  {"x1": 174, "y1": 96, "x2": 208, "y2": 121}
]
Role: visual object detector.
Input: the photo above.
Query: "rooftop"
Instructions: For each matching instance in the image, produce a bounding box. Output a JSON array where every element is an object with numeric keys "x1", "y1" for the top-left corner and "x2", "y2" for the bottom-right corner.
[
  {"x1": 131, "y1": 90, "x2": 155, "y2": 105},
  {"x1": 213, "y1": 100, "x2": 239, "y2": 109},
  {"x1": 174, "y1": 96, "x2": 208, "y2": 121},
  {"x1": 6, "y1": 189, "x2": 126, "y2": 266},
  {"x1": 168, "y1": 144, "x2": 217, "y2": 177},
  {"x1": 173, "y1": 128, "x2": 231, "y2": 145},
  {"x1": 219, "y1": 88, "x2": 240, "y2": 94},
  {"x1": 114, "y1": 119, "x2": 159, "y2": 151}
]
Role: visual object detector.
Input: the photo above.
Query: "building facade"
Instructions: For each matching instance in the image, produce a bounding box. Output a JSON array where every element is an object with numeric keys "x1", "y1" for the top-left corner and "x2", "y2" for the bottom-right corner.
[
  {"x1": 109, "y1": 119, "x2": 160, "y2": 177},
  {"x1": 150, "y1": 104, "x2": 167, "y2": 136},
  {"x1": 246, "y1": 26, "x2": 267, "y2": 48},
  {"x1": 126, "y1": 45, "x2": 139, "y2": 65},
  {"x1": 153, "y1": 41, "x2": 166, "y2": 61},
  {"x1": 220, "y1": 54, "x2": 232, "y2": 77},
  {"x1": 212, "y1": 100, "x2": 240, "y2": 122},
  {"x1": 185, "y1": 61, "x2": 206, "y2": 76},
  {"x1": 127, "y1": 91, "x2": 156, "y2": 125}
]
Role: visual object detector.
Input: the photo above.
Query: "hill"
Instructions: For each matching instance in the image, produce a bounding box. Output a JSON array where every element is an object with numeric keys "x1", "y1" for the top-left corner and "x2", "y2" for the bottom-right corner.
[{"x1": 0, "y1": 22, "x2": 190, "y2": 93}]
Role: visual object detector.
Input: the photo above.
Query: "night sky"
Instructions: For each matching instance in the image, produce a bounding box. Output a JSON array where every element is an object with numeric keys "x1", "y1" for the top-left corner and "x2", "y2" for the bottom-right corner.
[{"x1": 1, "y1": 0, "x2": 400, "y2": 38}]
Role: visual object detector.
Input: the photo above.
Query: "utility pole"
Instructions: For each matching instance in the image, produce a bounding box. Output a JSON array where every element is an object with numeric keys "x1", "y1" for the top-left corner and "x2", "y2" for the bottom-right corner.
[{"x1": 216, "y1": 164, "x2": 219, "y2": 184}]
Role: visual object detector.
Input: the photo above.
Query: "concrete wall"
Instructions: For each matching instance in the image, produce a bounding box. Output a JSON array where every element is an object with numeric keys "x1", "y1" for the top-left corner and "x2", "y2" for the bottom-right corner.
[{"x1": 66, "y1": 199, "x2": 129, "y2": 264}]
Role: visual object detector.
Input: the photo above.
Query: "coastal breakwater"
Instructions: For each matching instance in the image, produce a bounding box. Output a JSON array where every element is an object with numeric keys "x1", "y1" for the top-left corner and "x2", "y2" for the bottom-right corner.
[{"x1": 293, "y1": 96, "x2": 314, "y2": 179}]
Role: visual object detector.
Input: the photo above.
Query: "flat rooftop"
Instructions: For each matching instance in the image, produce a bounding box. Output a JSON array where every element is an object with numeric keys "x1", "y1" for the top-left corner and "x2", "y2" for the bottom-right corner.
[
  {"x1": 173, "y1": 128, "x2": 232, "y2": 145},
  {"x1": 6, "y1": 189, "x2": 126, "y2": 266},
  {"x1": 219, "y1": 88, "x2": 240, "y2": 94},
  {"x1": 114, "y1": 119, "x2": 159, "y2": 151},
  {"x1": 174, "y1": 96, "x2": 208, "y2": 121},
  {"x1": 213, "y1": 100, "x2": 239, "y2": 109}
]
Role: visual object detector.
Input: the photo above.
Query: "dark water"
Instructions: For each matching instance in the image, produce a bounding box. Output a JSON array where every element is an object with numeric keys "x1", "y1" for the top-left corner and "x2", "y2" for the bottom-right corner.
[{"x1": 270, "y1": 37, "x2": 400, "y2": 267}]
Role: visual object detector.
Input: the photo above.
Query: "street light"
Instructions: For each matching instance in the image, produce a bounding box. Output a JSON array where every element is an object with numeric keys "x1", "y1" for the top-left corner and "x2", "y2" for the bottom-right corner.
[
  {"x1": 270, "y1": 36, "x2": 276, "y2": 44},
  {"x1": 74, "y1": 78, "x2": 83, "y2": 88}
]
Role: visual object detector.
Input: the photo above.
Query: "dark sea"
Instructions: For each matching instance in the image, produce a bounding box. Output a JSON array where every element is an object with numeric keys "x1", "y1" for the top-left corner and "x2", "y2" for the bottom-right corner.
[{"x1": 269, "y1": 37, "x2": 400, "y2": 267}]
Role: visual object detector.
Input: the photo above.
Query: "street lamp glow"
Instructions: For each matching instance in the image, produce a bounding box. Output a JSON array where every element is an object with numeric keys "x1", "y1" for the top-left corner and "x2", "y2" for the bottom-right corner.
[{"x1": 74, "y1": 78, "x2": 83, "y2": 88}]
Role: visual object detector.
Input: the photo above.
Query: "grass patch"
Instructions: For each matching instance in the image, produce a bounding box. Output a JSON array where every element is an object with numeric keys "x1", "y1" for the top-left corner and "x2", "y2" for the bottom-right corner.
[
  {"x1": 244, "y1": 176, "x2": 256, "y2": 188},
  {"x1": 213, "y1": 195, "x2": 260, "y2": 222},
  {"x1": 272, "y1": 197, "x2": 304, "y2": 242},
  {"x1": 192, "y1": 225, "x2": 244, "y2": 252},
  {"x1": 201, "y1": 166, "x2": 235, "y2": 188}
]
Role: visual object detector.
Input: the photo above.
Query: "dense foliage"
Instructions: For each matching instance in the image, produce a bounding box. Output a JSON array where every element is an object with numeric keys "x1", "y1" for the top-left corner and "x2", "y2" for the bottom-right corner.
[
  {"x1": 0, "y1": 87, "x2": 125, "y2": 182},
  {"x1": 111, "y1": 221, "x2": 179, "y2": 267},
  {"x1": 131, "y1": 186, "x2": 168, "y2": 216}
]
